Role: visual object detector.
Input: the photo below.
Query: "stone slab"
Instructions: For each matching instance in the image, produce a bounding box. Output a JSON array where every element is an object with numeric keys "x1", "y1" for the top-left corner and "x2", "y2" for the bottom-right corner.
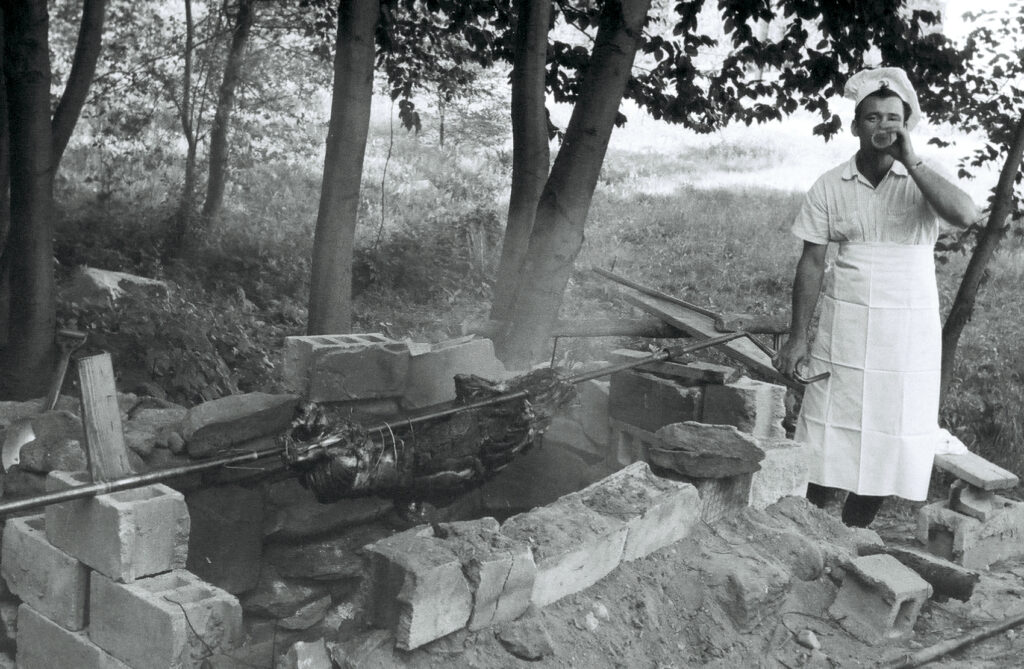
[
  {"x1": 934, "y1": 452, "x2": 1018, "y2": 491},
  {"x1": 609, "y1": 418, "x2": 658, "y2": 467},
  {"x1": 1, "y1": 514, "x2": 90, "y2": 630},
  {"x1": 577, "y1": 461, "x2": 701, "y2": 562},
  {"x1": 16, "y1": 604, "x2": 130, "y2": 669},
  {"x1": 502, "y1": 496, "x2": 627, "y2": 609},
  {"x1": 578, "y1": 379, "x2": 611, "y2": 449},
  {"x1": 702, "y1": 376, "x2": 788, "y2": 439},
  {"x1": 89, "y1": 570, "x2": 242, "y2": 669},
  {"x1": 366, "y1": 530, "x2": 473, "y2": 650},
  {"x1": 45, "y1": 470, "x2": 190, "y2": 582},
  {"x1": 748, "y1": 437, "x2": 809, "y2": 509},
  {"x1": 608, "y1": 370, "x2": 702, "y2": 433},
  {"x1": 651, "y1": 422, "x2": 764, "y2": 478},
  {"x1": 949, "y1": 479, "x2": 1000, "y2": 522},
  {"x1": 434, "y1": 518, "x2": 537, "y2": 631},
  {"x1": 182, "y1": 392, "x2": 299, "y2": 458}
]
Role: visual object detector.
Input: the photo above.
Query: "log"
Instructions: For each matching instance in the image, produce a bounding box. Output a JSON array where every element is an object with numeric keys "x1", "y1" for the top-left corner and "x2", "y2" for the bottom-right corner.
[{"x1": 856, "y1": 543, "x2": 980, "y2": 602}]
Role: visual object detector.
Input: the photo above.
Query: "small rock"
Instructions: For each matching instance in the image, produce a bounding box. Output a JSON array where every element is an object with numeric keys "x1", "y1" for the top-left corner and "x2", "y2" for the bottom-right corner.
[
  {"x1": 277, "y1": 595, "x2": 332, "y2": 631},
  {"x1": 806, "y1": 649, "x2": 831, "y2": 668},
  {"x1": 166, "y1": 431, "x2": 186, "y2": 454},
  {"x1": 584, "y1": 612, "x2": 599, "y2": 632},
  {"x1": 592, "y1": 602, "x2": 610, "y2": 621},
  {"x1": 1008, "y1": 629, "x2": 1018, "y2": 641},
  {"x1": 496, "y1": 613, "x2": 554, "y2": 662},
  {"x1": 796, "y1": 629, "x2": 821, "y2": 650}
]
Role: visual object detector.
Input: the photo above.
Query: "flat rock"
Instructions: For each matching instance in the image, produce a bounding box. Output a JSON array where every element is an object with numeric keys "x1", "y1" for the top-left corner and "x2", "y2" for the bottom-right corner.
[
  {"x1": 239, "y1": 565, "x2": 331, "y2": 619},
  {"x1": 183, "y1": 392, "x2": 299, "y2": 457},
  {"x1": 651, "y1": 422, "x2": 764, "y2": 478},
  {"x1": 263, "y1": 524, "x2": 392, "y2": 580}
]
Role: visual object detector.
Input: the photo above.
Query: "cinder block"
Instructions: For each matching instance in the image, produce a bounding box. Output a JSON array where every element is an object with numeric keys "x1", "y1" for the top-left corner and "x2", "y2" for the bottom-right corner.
[
  {"x1": 609, "y1": 371, "x2": 702, "y2": 433},
  {"x1": 16, "y1": 604, "x2": 130, "y2": 669},
  {"x1": 402, "y1": 337, "x2": 508, "y2": 409},
  {"x1": 502, "y1": 495, "x2": 628, "y2": 608},
  {"x1": 917, "y1": 498, "x2": 1024, "y2": 569},
  {"x1": 309, "y1": 340, "x2": 411, "y2": 403},
  {"x1": 1, "y1": 514, "x2": 89, "y2": 630},
  {"x1": 828, "y1": 554, "x2": 932, "y2": 644},
  {"x1": 578, "y1": 461, "x2": 700, "y2": 562},
  {"x1": 281, "y1": 333, "x2": 393, "y2": 395},
  {"x1": 89, "y1": 570, "x2": 242, "y2": 669},
  {"x1": 45, "y1": 471, "x2": 190, "y2": 582},
  {"x1": 702, "y1": 376, "x2": 787, "y2": 439},
  {"x1": 365, "y1": 528, "x2": 473, "y2": 650},
  {"x1": 748, "y1": 437, "x2": 809, "y2": 509}
]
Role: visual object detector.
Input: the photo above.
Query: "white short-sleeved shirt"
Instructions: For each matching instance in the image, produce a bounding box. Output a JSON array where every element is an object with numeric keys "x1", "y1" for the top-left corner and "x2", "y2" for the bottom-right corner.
[{"x1": 791, "y1": 156, "x2": 940, "y2": 246}]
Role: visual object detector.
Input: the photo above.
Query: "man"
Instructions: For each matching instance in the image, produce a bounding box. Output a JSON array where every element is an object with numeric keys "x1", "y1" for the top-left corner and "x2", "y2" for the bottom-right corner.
[{"x1": 773, "y1": 67, "x2": 978, "y2": 528}]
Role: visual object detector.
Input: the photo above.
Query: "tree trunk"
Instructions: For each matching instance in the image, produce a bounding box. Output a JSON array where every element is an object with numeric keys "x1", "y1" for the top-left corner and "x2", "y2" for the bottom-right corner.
[
  {"x1": 941, "y1": 113, "x2": 1024, "y2": 397},
  {"x1": 307, "y1": 0, "x2": 379, "y2": 335},
  {"x1": 496, "y1": 0, "x2": 652, "y2": 368},
  {"x1": 0, "y1": 5, "x2": 10, "y2": 346},
  {"x1": 0, "y1": 0, "x2": 56, "y2": 399},
  {"x1": 202, "y1": 0, "x2": 256, "y2": 224},
  {"x1": 51, "y1": 0, "x2": 105, "y2": 167},
  {"x1": 489, "y1": 0, "x2": 551, "y2": 323},
  {"x1": 165, "y1": 0, "x2": 198, "y2": 259}
]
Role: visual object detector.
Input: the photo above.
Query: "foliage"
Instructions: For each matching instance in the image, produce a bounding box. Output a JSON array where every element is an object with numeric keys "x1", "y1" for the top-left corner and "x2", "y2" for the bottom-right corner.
[
  {"x1": 57, "y1": 288, "x2": 285, "y2": 406},
  {"x1": 928, "y1": 2, "x2": 1024, "y2": 258}
]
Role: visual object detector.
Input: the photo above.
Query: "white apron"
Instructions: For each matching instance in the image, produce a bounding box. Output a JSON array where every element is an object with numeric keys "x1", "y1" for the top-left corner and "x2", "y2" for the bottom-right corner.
[{"x1": 795, "y1": 242, "x2": 941, "y2": 501}]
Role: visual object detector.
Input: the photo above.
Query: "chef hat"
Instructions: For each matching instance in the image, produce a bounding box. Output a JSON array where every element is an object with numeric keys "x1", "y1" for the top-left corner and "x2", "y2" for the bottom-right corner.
[{"x1": 843, "y1": 67, "x2": 922, "y2": 130}]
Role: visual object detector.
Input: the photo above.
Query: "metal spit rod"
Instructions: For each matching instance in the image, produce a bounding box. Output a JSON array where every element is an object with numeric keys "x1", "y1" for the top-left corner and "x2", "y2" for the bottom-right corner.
[{"x1": 0, "y1": 331, "x2": 750, "y2": 517}]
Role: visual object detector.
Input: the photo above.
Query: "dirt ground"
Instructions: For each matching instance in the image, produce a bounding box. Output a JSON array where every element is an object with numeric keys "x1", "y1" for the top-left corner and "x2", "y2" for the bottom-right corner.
[{"x1": 328, "y1": 495, "x2": 1024, "y2": 669}]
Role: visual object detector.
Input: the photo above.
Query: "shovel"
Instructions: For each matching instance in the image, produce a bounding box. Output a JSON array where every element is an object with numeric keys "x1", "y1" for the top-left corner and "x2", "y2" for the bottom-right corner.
[{"x1": 2, "y1": 329, "x2": 88, "y2": 471}]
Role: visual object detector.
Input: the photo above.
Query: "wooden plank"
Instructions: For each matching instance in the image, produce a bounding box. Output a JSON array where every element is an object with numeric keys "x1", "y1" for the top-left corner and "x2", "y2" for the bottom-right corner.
[
  {"x1": 78, "y1": 353, "x2": 135, "y2": 482},
  {"x1": 463, "y1": 316, "x2": 687, "y2": 339},
  {"x1": 622, "y1": 292, "x2": 803, "y2": 391},
  {"x1": 934, "y1": 451, "x2": 1019, "y2": 491}
]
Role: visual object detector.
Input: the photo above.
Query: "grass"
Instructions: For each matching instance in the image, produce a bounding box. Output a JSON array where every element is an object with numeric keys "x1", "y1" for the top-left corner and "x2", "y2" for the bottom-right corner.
[{"x1": 53, "y1": 100, "x2": 1024, "y2": 478}]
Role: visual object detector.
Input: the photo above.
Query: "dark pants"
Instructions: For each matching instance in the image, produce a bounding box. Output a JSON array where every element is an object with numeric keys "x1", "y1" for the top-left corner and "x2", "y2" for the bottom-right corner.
[{"x1": 806, "y1": 482, "x2": 885, "y2": 528}]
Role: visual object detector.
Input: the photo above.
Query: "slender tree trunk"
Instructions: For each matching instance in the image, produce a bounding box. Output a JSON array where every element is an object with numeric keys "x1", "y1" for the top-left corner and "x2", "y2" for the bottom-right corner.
[
  {"x1": 941, "y1": 113, "x2": 1024, "y2": 397},
  {"x1": 202, "y1": 0, "x2": 256, "y2": 224},
  {"x1": 489, "y1": 0, "x2": 551, "y2": 323},
  {"x1": 0, "y1": 5, "x2": 10, "y2": 346},
  {"x1": 307, "y1": 0, "x2": 379, "y2": 334},
  {"x1": 0, "y1": 0, "x2": 56, "y2": 399},
  {"x1": 496, "y1": 0, "x2": 652, "y2": 368},
  {"x1": 51, "y1": 0, "x2": 105, "y2": 166},
  {"x1": 165, "y1": 0, "x2": 198, "y2": 259}
]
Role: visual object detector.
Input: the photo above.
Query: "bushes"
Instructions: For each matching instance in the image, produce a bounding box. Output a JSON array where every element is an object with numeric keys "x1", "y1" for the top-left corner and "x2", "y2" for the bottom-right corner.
[{"x1": 59, "y1": 288, "x2": 286, "y2": 406}]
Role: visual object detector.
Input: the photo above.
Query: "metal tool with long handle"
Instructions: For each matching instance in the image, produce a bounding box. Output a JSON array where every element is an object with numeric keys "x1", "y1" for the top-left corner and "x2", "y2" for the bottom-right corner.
[
  {"x1": 0, "y1": 332, "x2": 748, "y2": 517},
  {"x1": 2, "y1": 329, "x2": 88, "y2": 471}
]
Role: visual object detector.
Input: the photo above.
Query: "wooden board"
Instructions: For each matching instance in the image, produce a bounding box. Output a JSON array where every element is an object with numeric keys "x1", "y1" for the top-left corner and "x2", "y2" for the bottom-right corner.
[
  {"x1": 608, "y1": 350, "x2": 740, "y2": 385},
  {"x1": 934, "y1": 451, "x2": 1019, "y2": 491},
  {"x1": 78, "y1": 353, "x2": 135, "y2": 482},
  {"x1": 622, "y1": 292, "x2": 803, "y2": 391}
]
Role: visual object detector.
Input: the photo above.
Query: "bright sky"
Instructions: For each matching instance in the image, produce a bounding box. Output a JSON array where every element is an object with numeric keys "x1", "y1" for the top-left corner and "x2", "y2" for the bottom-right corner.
[{"x1": 942, "y1": 0, "x2": 1018, "y2": 42}]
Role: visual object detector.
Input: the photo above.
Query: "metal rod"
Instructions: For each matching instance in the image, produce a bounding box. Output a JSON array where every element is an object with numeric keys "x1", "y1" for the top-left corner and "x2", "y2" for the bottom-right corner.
[
  {"x1": 0, "y1": 443, "x2": 282, "y2": 516},
  {"x1": 0, "y1": 331, "x2": 753, "y2": 517}
]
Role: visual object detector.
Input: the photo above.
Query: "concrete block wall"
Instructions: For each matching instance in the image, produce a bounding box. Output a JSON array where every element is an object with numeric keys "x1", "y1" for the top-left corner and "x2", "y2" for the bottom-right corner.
[{"x1": 1, "y1": 475, "x2": 244, "y2": 668}]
